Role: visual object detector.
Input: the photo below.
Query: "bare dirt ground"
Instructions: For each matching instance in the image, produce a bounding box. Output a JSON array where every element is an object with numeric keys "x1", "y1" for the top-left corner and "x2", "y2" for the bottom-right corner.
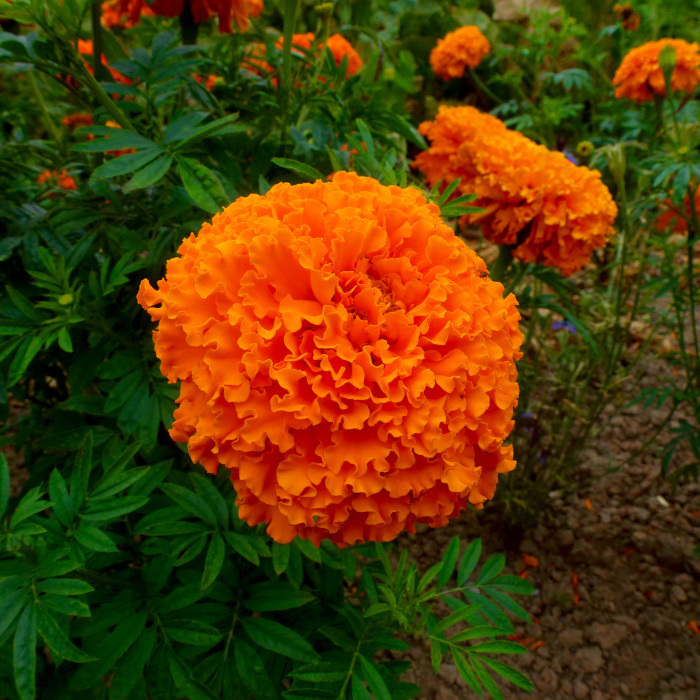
[{"x1": 399, "y1": 356, "x2": 700, "y2": 699}]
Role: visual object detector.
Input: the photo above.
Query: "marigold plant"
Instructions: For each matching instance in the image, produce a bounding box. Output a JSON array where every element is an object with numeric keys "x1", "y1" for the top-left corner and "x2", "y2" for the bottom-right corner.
[
  {"x1": 613, "y1": 38, "x2": 700, "y2": 102},
  {"x1": 138, "y1": 171, "x2": 523, "y2": 546},
  {"x1": 412, "y1": 105, "x2": 618, "y2": 275},
  {"x1": 655, "y1": 185, "x2": 700, "y2": 233},
  {"x1": 37, "y1": 169, "x2": 77, "y2": 193},
  {"x1": 429, "y1": 25, "x2": 491, "y2": 80}
]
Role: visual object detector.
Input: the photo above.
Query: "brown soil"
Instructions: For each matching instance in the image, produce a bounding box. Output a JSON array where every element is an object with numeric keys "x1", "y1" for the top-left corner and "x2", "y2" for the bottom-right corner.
[{"x1": 399, "y1": 357, "x2": 700, "y2": 699}]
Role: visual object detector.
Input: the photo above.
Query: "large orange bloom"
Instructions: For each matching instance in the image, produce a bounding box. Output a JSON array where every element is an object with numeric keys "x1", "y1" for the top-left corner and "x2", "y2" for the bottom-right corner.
[
  {"x1": 412, "y1": 106, "x2": 618, "y2": 275},
  {"x1": 150, "y1": 0, "x2": 262, "y2": 33},
  {"x1": 429, "y1": 26, "x2": 491, "y2": 80},
  {"x1": 613, "y1": 39, "x2": 700, "y2": 102},
  {"x1": 138, "y1": 171, "x2": 522, "y2": 546}
]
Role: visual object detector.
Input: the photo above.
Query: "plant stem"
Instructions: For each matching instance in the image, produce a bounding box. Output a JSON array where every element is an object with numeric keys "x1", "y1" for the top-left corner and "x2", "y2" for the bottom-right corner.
[
  {"x1": 91, "y1": 0, "x2": 106, "y2": 81},
  {"x1": 280, "y1": 0, "x2": 299, "y2": 120},
  {"x1": 491, "y1": 244, "x2": 513, "y2": 283},
  {"x1": 468, "y1": 68, "x2": 503, "y2": 105},
  {"x1": 179, "y1": 1, "x2": 198, "y2": 45},
  {"x1": 26, "y1": 71, "x2": 62, "y2": 145}
]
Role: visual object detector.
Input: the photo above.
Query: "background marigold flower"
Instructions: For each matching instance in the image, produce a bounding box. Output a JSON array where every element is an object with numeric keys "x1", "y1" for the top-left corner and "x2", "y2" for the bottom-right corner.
[
  {"x1": 150, "y1": 0, "x2": 262, "y2": 33},
  {"x1": 325, "y1": 33, "x2": 363, "y2": 77},
  {"x1": 412, "y1": 105, "x2": 618, "y2": 275},
  {"x1": 138, "y1": 171, "x2": 522, "y2": 546},
  {"x1": 101, "y1": 0, "x2": 154, "y2": 28},
  {"x1": 429, "y1": 26, "x2": 491, "y2": 80},
  {"x1": 655, "y1": 185, "x2": 700, "y2": 233},
  {"x1": 37, "y1": 169, "x2": 77, "y2": 194},
  {"x1": 61, "y1": 112, "x2": 94, "y2": 131},
  {"x1": 613, "y1": 38, "x2": 700, "y2": 102}
]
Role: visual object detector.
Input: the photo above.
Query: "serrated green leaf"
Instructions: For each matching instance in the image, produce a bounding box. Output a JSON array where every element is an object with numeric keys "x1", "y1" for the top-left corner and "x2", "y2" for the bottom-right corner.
[
  {"x1": 451, "y1": 647, "x2": 482, "y2": 695},
  {"x1": 477, "y1": 554, "x2": 506, "y2": 585},
  {"x1": 271, "y1": 158, "x2": 324, "y2": 182},
  {"x1": 123, "y1": 155, "x2": 173, "y2": 192},
  {"x1": 350, "y1": 674, "x2": 373, "y2": 700},
  {"x1": 458, "y1": 538, "x2": 482, "y2": 585},
  {"x1": 201, "y1": 534, "x2": 225, "y2": 590},
  {"x1": 417, "y1": 561, "x2": 443, "y2": 594},
  {"x1": 165, "y1": 620, "x2": 222, "y2": 647},
  {"x1": 36, "y1": 606, "x2": 93, "y2": 663},
  {"x1": 430, "y1": 639, "x2": 442, "y2": 673},
  {"x1": 90, "y1": 148, "x2": 162, "y2": 180},
  {"x1": 74, "y1": 523, "x2": 118, "y2": 552},
  {"x1": 357, "y1": 655, "x2": 391, "y2": 700},
  {"x1": 272, "y1": 541, "x2": 290, "y2": 575},
  {"x1": 241, "y1": 617, "x2": 318, "y2": 662},
  {"x1": 469, "y1": 640, "x2": 525, "y2": 655},
  {"x1": 490, "y1": 574, "x2": 536, "y2": 595},
  {"x1": 469, "y1": 655, "x2": 503, "y2": 700},
  {"x1": 176, "y1": 156, "x2": 227, "y2": 213},
  {"x1": 243, "y1": 581, "x2": 315, "y2": 612},
  {"x1": 478, "y1": 656, "x2": 533, "y2": 692},
  {"x1": 234, "y1": 639, "x2": 278, "y2": 700},
  {"x1": 290, "y1": 660, "x2": 349, "y2": 683},
  {"x1": 437, "y1": 536, "x2": 460, "y2": 589},
  {"x1": 0, "y1": 453, "x2": 9, "y2": 518},
  {"x1": 39, "y1": 594, "x2": 91, "y2": 617},
  {"x1": 450, "y1": 626, "x2": 507, "y2": 643},
  {"x1": 108, "y1": 623, "x2": 157, "y2": 698},
  {"x1": 13, "y1": 603, "x2": 36, "y2": 700},
  {"x1": 35, "y1": 579, "x2": 93, "y2": 596},
  {"x1": 431, "y1": 604, "x2": 482, "y2": 636},
  {"x1": 160, "y1": 483, "x2": 217, "y2": 525},
  {"x1": 225, "y1": 532, "x2": 259, "y2": 565}
]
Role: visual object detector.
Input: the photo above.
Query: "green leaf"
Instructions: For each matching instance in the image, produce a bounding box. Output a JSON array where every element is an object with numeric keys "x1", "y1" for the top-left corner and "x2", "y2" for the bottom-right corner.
[
  {"x1": 350, "y1": 674, "x2": 373, "y2": 700},
  {"x1": 450, "y1": 626, "x2": 507, "y2": 643},
  {"x1": 35, "y1": 579, "x2": 93, "y2": 595},
  {"x1": 294, "y1": 537, "x2": 322, "y2": 563},
  {"x1": 357, "y1": 655, "x2": 391, "y2": 700},
  {"x1": 9, "y1": 487, "x2": 50, "y2": 528},
  {"x1": 437, "y1": 536, "x2": 460, "y2": 589},
  {"x1": 0, "y1": 589, "x2": 29, "y2": 640},
  {"x1": 469, "y1": 641, "x2": 525, "y2": 655},
  {"x1": 13, "y1": 603, "x2": 36, "y2": 700},
  {"x1": 272, "y1": 541, "x2": 290, "y2": 575},
  {"x1": 176, "y1": 156, "x2": 228, "y2": 213},
  {"x1": 167, "y1": 649, "x2": 217, "y2": 700},
  {"x1": 430, "y1": 638, "x2": 442, "y2": 674},
  {"x1": 243, "y1": 581, "x2": 315, "y2": 612},
  {"x1": 234, "y1": 639, "x2": 278, "y2": 700},
  {"x1": 90, "y1": 148, "x2": 162, "y2": 180},
  {"x1": 477, "y1": 554, "x2": 506, "y2": 585},
  {"x1": 225, "y1": 532, "x2": 259, "y2": 565},
  {"x1": 469, "y1": 655, "x2": 504, "y2": 700},
  {"x1": 0, "y1": 453, "x2": 9, "y2": 518},
  {"x1": 83, "y1": 496, "x2": 149, "y2": 522},
  {"x1": 160, "y1": 482, "x2": 217, "y2": 525},
  {"x1": 417, "y1": 561, "x2": 442, "y2": 594},
  {"x1": 241, "y1": 617, "x2": 318, "y2": 662},
  {"x1": 36, "y1": 607, "x2": 93, "y2": 663},
  {"x1": 478, "y1": 656, "x2": 533, "y2": 692},
  {"x1": 450, "y1": 647, "x2": 482, "y2": 695},
  {"x1": 201, "y1": 534, "x2": 225, "y2": 590},
  {"x1": 39, "y1": 594, "x2": 91, "y2": 617},
  {"x1": 72, "y1": 432, "x2": 94, "y2": 511},
  {"x1": 123, "y1": 154, "x2": 173, "y2": 192},
  {"x1": 190, "y1": 473, "x2": 229, "y2": 527},
  {"x1": 431, "y1": 604, "x2": 483, "y2": 636},
  {"x1": 290, "y1": 660, "x2": 349, "y2": 683},
  {"x1": 165, "y1": 620, "x2": 222, "y2": 647},
  {"x1": 490, "y1": 574, "x2": 535, "y2": 595},
  {"x1": 74, "y1": 523, "x2": 118, "y2": 552},
  {"x1": 458, "y1": 538, "x2": 482, "y2": 585},
  {"x1": 109, "y1": 624, "x2": 157, "y2": 698},
  {"x1": 8, "y1": 333, "x2": 45, "y2": 386},
  {"x1": 483, "y1": 586, "x2": 530, "y2": 621},
  {"x1": 73, "y1": 128, "x2": 156, "y2": 153},
  {"x1": 271, "y1": 158, "x2": 324, "y2": 182}
]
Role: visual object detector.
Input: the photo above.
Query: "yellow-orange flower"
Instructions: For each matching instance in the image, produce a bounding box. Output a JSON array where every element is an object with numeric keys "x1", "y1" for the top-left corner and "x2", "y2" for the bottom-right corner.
[
  {"x1": 101, "y1": 0, "x2": 154, "y2": 29},
  {"x1": 61, "y1": 112, "x2": 94, "y2": 131},
  {"x1": 655, "y1": 185, "x2": 700, "y2": 233},
  {"x1": 138, "y1": 171, "x2": 522, "y2": 546},
  {"x1": 613, "y1": 39, "x2": 700, "y2": 102},
  {"x1": 325, "y1": 33, "x2": 363, "y2": 77},
  {"x1": 37, "y1": 170, "x2": 78, "y2": 194},
  {"x1": 412, "y1": 105, "x2": 617, "y2": 275},
  {"x1": 429, "y1": 26, "x2": 490, "y2": 80}
]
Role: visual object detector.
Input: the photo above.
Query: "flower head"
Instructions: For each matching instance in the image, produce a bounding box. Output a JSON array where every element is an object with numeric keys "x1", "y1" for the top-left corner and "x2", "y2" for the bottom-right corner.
[
  {"x1": 101, "y1": 0, "x2": 154, "y2": 28},
  {"x1": 429, "y1": 26, "x2": 491, "y2": 80},
  {"x1": 325, "y1": 33, "x2": 363, "y2": 77},
  {"x1": 655, "y1": 185, "x2": 700, "y2": 233},
  {"x1": 61, "y1": 112, "x2": 94, "y2": 131},
  {"x1": 613, "y1": 38, "x2": 700, "y2": 102},
  {"x1": 138, "y1": 171, "x2": 522, "y2": 546},
  {"x1": 613, "y1": 3, "x2": 640, "y2": 32},
  {"x1": 37, "y1": 170, "x2": 77, "y2": 194},
  {"x1": 150, "y1": 0, "x2": 263, "y2": 33},
  {"x1": 412, "y1": 105, "x2": 617, "y2": 275}
]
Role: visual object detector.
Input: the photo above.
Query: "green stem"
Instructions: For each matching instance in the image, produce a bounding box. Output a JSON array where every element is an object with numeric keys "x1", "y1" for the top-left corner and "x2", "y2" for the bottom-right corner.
[
  {"x1": 684, "y1": 187, "x2": 700, "y2": 396},
  {"x1": 468, "y1": 67, "x2": 503, "y2": 105},
  {"x1": 490, "y1": 244, "x2": 513, "y2": 283},
  {"x1": 179, "y1": 1, "x2": 198, "y2": 45},
  {"x1": 91, "y1": 0, "x2": 106, "y2": 81},
  {"x1": 280, "y1": 0, "x2": 299, "y2": 118},
  {"x1": 26, "y1": 71, "x2": 62, "y2": 145}
]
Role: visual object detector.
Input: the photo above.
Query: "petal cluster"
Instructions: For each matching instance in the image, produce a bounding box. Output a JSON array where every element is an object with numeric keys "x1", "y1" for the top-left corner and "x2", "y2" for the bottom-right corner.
[
  {"x1": 412, "y1": 105, "x2": 618, "y2": 275},
  {"x1": 138, "y1": 171, "x2": 522, "y2": 546},
  {"x1": 429, "y1": 26, "x2": 490, "y2": 80},
  {"x1": 613, "y1": 38, "x2": 700, "y2": 102}
]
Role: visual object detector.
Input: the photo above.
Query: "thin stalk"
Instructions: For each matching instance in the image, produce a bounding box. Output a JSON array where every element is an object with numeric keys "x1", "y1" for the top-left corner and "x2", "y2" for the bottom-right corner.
[
  {"x1": 468, "y1": 67, "x2": 503, "y2": 105},
  {"x1": 491, "y1": 244, "x2": 513, "y2": 283},
  {"x1": 280, "y1": 0, "x2": 299, "y2": 117},
  {"x1": 26, "y1": 71, "x2": 62, "y2": 145},
  {"x1": 91, "y1": 0, "x2": 106, "y2": 81},
  {"x1": 179, "y1": 1, "x2": 198, "y2": 45}
]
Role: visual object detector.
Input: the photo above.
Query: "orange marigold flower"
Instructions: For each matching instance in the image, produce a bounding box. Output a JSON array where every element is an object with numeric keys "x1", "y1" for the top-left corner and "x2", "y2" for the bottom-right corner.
[
  {"x1": 655, "y1": 185, "x2": 700, "y2": 233},
  {"x1": 325, "y1": 33, "x2": 363, "y2": 77},
  {"x1": 78, "y1": 39, "x2": 132, "y2": 85},
  {"x1": 37, "y1": 169, "x2": 78, "y2": 194},
  {"x1": 613, "y1": 3, "x2": 640, "y2": 32},
  {"x1": 412, "y1": 105, "x2": 618, "y2": 275},
  {"x1": 150, "y1": 0, "x2": 262, "y2": 33},
  {"x1": 138, "y1": 171, "x2": 523, "y2": 546},
  {"x1": 61, "y1": 112, "x2": 94, "y2": 131},
  {"x1": 613, "y1": 38, "x2": 700, "y2": 102},
  {"x1": 194, "y1": 73, "x2": 218, "y2": 90},
  {"x1": 101, "y1": 0, "x2": 154, "y2": 29},
  {"x1": 429, "y1": 26, "x2": 490, "y2": 80}
]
